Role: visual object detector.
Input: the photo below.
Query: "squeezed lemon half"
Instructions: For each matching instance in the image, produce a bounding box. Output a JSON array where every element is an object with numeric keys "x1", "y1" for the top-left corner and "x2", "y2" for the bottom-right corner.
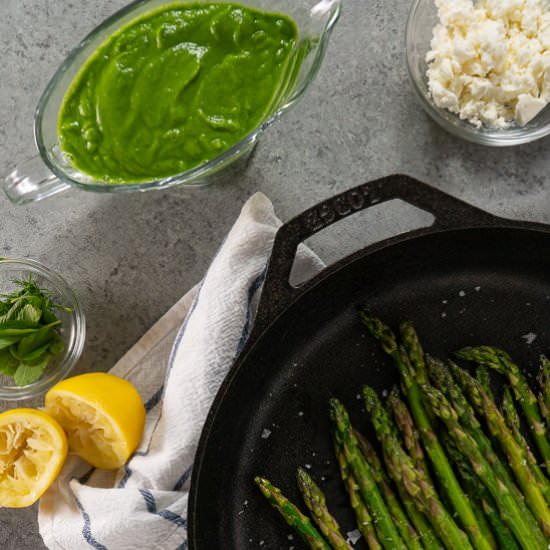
[
  {"x1": 0, "y1": 408, "x2": 68, "y2": 508},
  {"x1": 45, "y1": 372, "x2": 146, "y2": 470}
]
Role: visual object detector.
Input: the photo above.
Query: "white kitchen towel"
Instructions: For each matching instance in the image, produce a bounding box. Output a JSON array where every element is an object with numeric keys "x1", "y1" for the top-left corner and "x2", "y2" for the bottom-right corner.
[{"x1": 38, "y1": 192, "x2": 324, "y2": 550}]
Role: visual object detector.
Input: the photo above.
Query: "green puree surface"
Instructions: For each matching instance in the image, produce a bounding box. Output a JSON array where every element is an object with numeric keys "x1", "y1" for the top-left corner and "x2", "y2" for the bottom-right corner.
[{"x1": 58, "y1": 2, "x2": 298, "y2": 183}]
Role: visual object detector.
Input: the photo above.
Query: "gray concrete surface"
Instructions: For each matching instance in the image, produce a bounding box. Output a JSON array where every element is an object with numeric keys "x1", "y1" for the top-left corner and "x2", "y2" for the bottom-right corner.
[{"x1": 1, "y1": 0, "x2": 550, "y2": 548}]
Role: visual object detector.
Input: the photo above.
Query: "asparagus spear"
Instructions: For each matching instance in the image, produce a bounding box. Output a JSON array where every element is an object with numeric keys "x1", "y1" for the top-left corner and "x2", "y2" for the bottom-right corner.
[
  {"x1": 358, "y1": 309, "x2": 490, "y2": 550},
  {"x1": 443, "y1": 434, "x2": 520, "y2": 550},
  {"x1": 428, "y1": 356, "x2": 548, "y2": 538},
  {"x1": 385, "y1": 386, "x2": 449, "y2": 550},
  {"x1": 399, "y1": 321, "x2": 429, "y2": 385},
  {"x1": 455, "y1": 346, "x2": 550, "y2": 471},
  {"x1": 353, "y1": 429, "x2": 425, "y2": 550},
  {"x1": 363, "y1": 385, "x2": 473, "y2": 550},
  {"x1": 359, "y1": 409, "x2": 442, "y2": 550},
  {"x1": 427, "y1": 359, "x2": 520, "y2": 489},
  {"x1": 475, "y1": 365, "x2": 494, "y2": 400},
  {"x1": 421, "y1": 383, "x2": 547, "y2": 549},
  {"x1": 451, "y1": 364, "x2": 550, "y2": 538},
  {"x1": 537, "y1": 355, "x2": 550, "y2": 426},
  {"x1": 329, "y1": 398, "x2": 408, "y2": 550},
  {"x1": 501, "y1": 387, "x2": 550, "y2": 504},
  {"x1": 356, "y1": 431, "x2": 442, "y2": 550},
  {"x1": 387, "y1": 388, "x2": 433, "y2": 485},
  {"x1": 254, "y1": 476, "x2": 331, "y2": 550},
  {"x1": 296, "y1": 467, "x2": 353, "y2": 550},
  {"x1": 333, "y1": 440, "x2": 382, "y2": 550},
  {"x1": 458, "y1": 485, "x2": 494, "y2": 548}
]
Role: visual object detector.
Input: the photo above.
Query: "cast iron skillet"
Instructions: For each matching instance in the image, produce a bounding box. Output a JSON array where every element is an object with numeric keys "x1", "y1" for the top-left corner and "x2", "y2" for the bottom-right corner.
[{"x1": 189, "y1": 175, "x2": 550, "y2": 549}]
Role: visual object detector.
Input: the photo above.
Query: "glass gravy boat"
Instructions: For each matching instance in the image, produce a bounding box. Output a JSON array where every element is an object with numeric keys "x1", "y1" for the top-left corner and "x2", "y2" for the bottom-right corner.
[{"x1": 4, "y1": 0, "x2": 341, "y2": 204}]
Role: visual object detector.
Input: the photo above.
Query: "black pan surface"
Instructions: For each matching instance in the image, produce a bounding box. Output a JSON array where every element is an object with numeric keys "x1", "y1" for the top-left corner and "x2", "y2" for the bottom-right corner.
[{"x1": 189, "y1": 178, "x2": 550, "y2": 550}]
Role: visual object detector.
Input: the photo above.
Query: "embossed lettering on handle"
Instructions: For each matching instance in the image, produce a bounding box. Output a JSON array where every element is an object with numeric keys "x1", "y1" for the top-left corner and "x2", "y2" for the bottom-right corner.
[{"x1": 306, "y1": 186, "x2": 374, "y2": 231}]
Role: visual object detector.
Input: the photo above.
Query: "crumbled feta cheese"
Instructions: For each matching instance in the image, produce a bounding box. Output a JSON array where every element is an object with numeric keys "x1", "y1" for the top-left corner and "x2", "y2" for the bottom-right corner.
[
  {"x1": 427, "y1": 0, "x2": 550, "y2": 128},
  {"x1": 515, "y1": 94, "x2": 548, "y2": 125}
]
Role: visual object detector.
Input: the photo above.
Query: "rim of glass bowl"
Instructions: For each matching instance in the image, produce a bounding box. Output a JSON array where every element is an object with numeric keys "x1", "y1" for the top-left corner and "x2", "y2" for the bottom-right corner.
[
  {"x1": 35, "y1": 0, "x2": 342, "y2": 193},
  {"x1": 405, "y1": 0, "x2": 550, "y2": 147},
  {"x1": 0, "y1": 258, "x2": 86, "y2": 401}
]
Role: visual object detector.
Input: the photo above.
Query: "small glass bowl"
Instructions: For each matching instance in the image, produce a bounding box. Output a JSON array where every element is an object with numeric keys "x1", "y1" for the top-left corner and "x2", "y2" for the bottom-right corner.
[
  {"x1": 406, "y1": 0, "x2": 550, "y2": 146},
  {"x1": 0, "y1": 258, "x2": 85, "y2": 401}
]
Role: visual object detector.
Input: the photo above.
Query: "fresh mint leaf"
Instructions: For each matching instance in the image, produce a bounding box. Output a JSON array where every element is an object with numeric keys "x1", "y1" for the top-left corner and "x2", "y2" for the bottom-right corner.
[
  {"x1": 17, "y1": 326, "x2": 55, "y2": 358},
  {"x1": 48, "y1": 334, "x2": 65, "y2": 356},
  {"x1": 41, "y1": 308, "x2": 57, "y2": 324},
  {"x1": 0, "y1": 302, "x2": 24, "y2": 324},
  {"x1": 18, "y1": 342, "x2": 51, "y2": 363},
  {"x1": 13, "y1": 355, "x2": 51, "y2": 386},
  {"x1": 0, "y1": 326, "x2": 40, "y2": 337},
  {"x1": 0, "y1": 347, "x2": 18, "y2": 376},
  {"x1": 15, "y1": 303, "x2": 42, "y2": 325},
  {"x1": 0, "y1": 319, "x2": 39, "y2": 329},
  {"x1": 0, "y1": 276, "x2": 70, "y2": 385},
  {"x1": 0, "y1": 335, "x2": 21, "y2": 350}
]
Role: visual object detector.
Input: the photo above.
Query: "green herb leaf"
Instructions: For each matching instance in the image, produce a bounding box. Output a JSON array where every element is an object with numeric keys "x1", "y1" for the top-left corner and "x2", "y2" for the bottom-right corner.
[
  {"x1": 0, "y1": 319, "x2": 40, "y2": 329},
  {"x1": 0, "y1": 276, "x2": 69, "y2": 385},
  {"x1": 15, "y1": 303, "x2": 42, "y2": 325},
  {"x1": 17, "y1": 326, "x2": 55, "y2": 358},
  {"x1": 0, "y1": 347, "x2": 19, "y2": 376},
  {"x1": 0, "y1": 326, "x2": 41, "y2": 337},
  {"x1": 41, "y1": 308, "x2": 58, "y2": 325},
  {"x1": 13, "y1": 355, "x2": 51, "y2": 386},
  {"x1": 19, "y1": 342, "x2": 52, "y2": 363},
  {"x1": 48, "y1": 334, "x2": 65, "y2": 356},
  {"x1": 0, "y1": 335, "x2": 22, "y2": 350}
]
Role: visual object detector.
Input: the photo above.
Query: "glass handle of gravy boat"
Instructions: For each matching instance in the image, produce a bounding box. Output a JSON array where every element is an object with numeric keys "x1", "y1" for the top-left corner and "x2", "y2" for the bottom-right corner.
[{"x1": 4, "y1": 155, "x2": 71, "y2": 205}]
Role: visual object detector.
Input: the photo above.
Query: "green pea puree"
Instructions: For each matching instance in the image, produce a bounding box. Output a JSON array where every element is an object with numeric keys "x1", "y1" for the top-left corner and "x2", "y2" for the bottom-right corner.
[{"x1": 58, "y1": 2, "x2": 298, "y2": 183}]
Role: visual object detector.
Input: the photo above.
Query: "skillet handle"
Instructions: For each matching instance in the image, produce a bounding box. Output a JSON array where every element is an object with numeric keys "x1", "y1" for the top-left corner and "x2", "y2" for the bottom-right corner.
[{"x1": 251, "y1": 174, "x2": 499, "y2": 340}]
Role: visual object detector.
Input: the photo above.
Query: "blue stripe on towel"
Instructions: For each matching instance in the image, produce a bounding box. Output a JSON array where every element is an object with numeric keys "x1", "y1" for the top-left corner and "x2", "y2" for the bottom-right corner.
[
  {"x1": 173, "y1": 465, "x2": 193, "y2": 491},
  {"x1": 139, "y1": 487, "x2": 156, "y2": 512},
  {"x1": 138, "y1": 488, "x2": 188, "y2": 528},
  {"x1": 236, "y1": 269, "x2": 266, "y2": 355},
  {"x1": 165, "y1": 281, "x2": 203, "y2": 376},
  {"x1": 118, "y1": 386, "x2": 165, "y2": 488},
  {"x1": 117, "y1": 464, "x2": 133, "y2": 489},
  {"x1": 118, "y1": 282, "x2": 202, "y2": 490},
  {"x1": 73, "y1": 494, "x2": 109, "y2": 550},
  {"x1": 118, "y1": 450, "x2": 149, "y2": 489},
  {"x1": 164, "y1": 231, "x2": 231, "y2": 377},
  {"x1": 145, "y1": 385, "x2": 164, "y2": 411}
]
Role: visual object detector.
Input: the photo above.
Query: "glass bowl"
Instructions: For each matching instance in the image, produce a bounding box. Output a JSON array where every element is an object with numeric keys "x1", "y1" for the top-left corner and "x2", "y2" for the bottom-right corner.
[
  {"x1": 4, "y1": 0, "x2": 342, "y2": 204},
  {"x1": 406, "y1": 0, "x2": 550, "y2": 146},
  {"x1": 0, "y1": 259, "x2": 85, "y2": 401}
]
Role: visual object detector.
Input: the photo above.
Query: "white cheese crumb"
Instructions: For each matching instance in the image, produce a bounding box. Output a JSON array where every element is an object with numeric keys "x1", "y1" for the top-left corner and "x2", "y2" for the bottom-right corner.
[
  {"x1": 427, "y1": 0, "x2": 550, "y2": 128},
  {"x1": 346, "y1": 529, "x2": 362, "y2": 545},
  {"x1": 522, "y1": 332, "x2": 538, "y2": 344},
  {"x1": 515, "y1": 94, "x2": 548, "y2": 125},
  {"x1": 261, "y1": 428, "x2": 272, "y2": 439}
]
